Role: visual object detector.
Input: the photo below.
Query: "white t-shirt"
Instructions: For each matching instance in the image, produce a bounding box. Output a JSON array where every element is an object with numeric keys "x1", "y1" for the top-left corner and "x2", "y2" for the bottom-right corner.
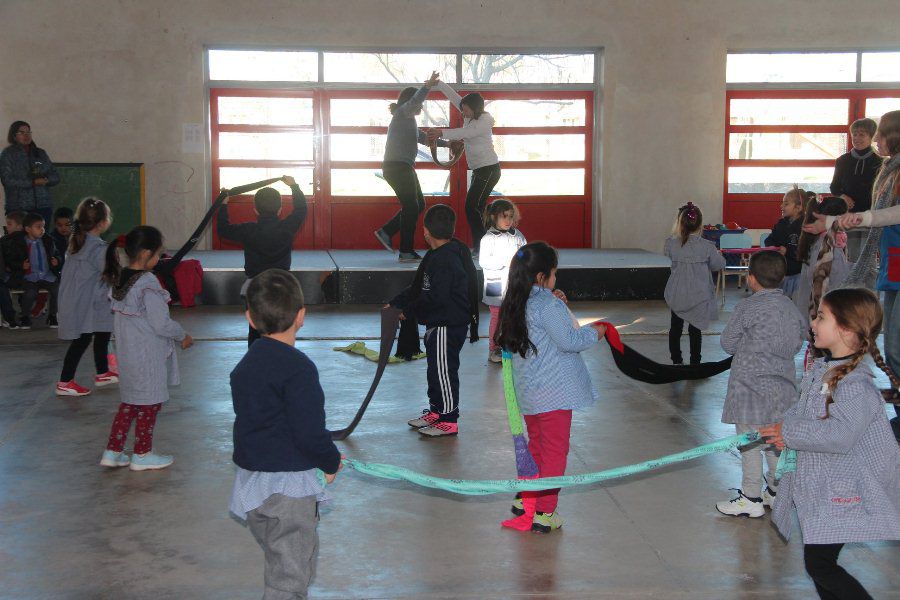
[{"x1": 436, "y1": 81, "x2": 500, "y2": 170}]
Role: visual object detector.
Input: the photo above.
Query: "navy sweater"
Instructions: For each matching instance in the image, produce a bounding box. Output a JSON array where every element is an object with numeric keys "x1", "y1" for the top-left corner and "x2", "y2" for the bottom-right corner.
[{"x1": 231, "y1": 337, "x2": 341, "y2": 474}]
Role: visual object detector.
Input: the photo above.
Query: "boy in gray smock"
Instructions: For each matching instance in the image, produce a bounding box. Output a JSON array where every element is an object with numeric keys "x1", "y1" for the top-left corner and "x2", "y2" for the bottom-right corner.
[{"x1": 716, "y1": 251, "x2": 806, "y2": 518}]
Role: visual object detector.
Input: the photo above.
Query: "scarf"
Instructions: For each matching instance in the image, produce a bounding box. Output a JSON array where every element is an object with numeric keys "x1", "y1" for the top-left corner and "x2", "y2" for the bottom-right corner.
[
  {"x1": 850, "y1": 147, "x2": 875, "y2": 176},
  {"x1": 844, "y1": 154, "x2": 900, "y2": 287}
]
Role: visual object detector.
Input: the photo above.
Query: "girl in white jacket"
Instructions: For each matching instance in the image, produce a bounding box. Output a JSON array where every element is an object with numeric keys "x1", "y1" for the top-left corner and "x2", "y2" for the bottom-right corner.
[
  {"x1": 480, "y1": 199, "x2": 526, "y2": 363},
  {"x1": 430, "y1": 82, "x2": 501, "y2": 252}
]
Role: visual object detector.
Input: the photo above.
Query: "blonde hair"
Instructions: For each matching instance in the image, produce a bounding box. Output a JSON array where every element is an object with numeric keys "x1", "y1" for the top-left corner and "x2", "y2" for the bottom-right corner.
[
  {"x1": 672, "y1": 203, "x2": 702, "y2": 246},
  {"x1": 70, "y1": 197, "x2": 112, "y2": 254}
]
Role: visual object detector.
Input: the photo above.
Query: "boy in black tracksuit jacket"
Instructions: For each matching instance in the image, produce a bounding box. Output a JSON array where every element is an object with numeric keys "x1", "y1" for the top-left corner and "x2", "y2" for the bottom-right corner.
[{"x1": 390, "y1": 204, "x2": 479, "y2": 437}]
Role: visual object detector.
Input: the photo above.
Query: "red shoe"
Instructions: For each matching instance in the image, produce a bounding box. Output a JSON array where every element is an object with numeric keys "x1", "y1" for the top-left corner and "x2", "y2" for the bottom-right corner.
[
  {"x1": 30, "y1": 294, "x2": 48, "y2": 318},
  {"x1": 94, "y1": 372, "x2": 119, "y2": 387},
  {"x1": 56, "y1": 380, "x2": 91, "y2": 397},
  {"x1": 418, "y1": 421, "x2": 458, "y2": 437}
]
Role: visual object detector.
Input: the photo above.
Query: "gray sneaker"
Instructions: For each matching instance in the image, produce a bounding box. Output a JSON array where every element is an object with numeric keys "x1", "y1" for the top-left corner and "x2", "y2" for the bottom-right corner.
[
  {"x1": 408, "y1": 410, "x2": 440, "y2": 428},
  {"x1": 398, "y1": 251, "x2": 422, "y2": 262},
  {"x1": 374, "y1": 229, "x2": 393, "y2": 252},
  {"x1": 489, "y1": 349, "x2": 502, "y2": 363}
]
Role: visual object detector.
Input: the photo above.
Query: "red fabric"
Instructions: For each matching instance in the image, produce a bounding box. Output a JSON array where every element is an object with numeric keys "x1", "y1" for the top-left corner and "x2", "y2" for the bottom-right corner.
[
  {"x1": 521, "y1": 409, "x2": 573, "y2": 513},
  {"x1": 598, "y1": 320, "x2": 623, "y2": 353},
  {"x1": 173, "y1": 259, "x2": 203, "y2": 307},
  {"x1": 488, "y1": 305, "x2": 500, "y2": 351},
  {"x1": 106, "y1": 402, "x2": 162, "y2": 454}
]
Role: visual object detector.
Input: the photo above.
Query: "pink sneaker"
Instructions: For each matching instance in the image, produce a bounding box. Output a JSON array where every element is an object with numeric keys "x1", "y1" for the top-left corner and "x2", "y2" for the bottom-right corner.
[
  {"x1": 95, "y1": 372, "x2": 119, "y2": 387},
  {"x1": 107, "y1": 353, "x2": 118, "y2": 371},
  {"x1": 418, "y1": 421, "x2": 458, "y2": 437},
  {"x1": 407, "y1": 410, "x2": 440, "y2": 428},
  {"x1": 56, "y1": 380, "x2": 91, "y2": 397}
]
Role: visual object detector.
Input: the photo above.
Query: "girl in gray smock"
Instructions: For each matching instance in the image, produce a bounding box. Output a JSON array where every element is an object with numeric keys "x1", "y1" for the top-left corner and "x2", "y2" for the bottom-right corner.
[
  {"x1": 664, "y1": 203, "x2": 725, "y2": 364},
  {"x1": 793, "y1": 232, "x2": 850, "y2": 328},
  {"x1": 56, "y1": 198, "x2": 116, "y2": 397}
]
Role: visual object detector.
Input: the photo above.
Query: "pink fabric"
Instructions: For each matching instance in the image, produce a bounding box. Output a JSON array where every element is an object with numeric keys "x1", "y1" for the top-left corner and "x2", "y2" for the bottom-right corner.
[
  {"x1": 488, "y1": 305, "x2": 501, "y2": 351},
  {"x1": 521, "y1": 409, "x2": 573, "y2": 513},
  {"x1": 834, "y1": 231, "x2": 848, "y2": 249},
  {"x1": 106, "y1": 402, "x2": 162, "y2": 454},
  {"x1": 173, "y1": 259, "x2": 203, "y2": 307}
]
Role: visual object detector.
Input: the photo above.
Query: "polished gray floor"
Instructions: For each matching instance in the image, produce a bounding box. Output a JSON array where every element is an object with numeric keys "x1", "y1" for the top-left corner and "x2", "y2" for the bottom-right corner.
[{"x1": 1, "y1": 297, "x2": 898, "y2": 599}]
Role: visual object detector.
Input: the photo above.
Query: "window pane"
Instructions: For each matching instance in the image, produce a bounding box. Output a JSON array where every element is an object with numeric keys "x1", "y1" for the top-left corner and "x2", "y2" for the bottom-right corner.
[
  {"x1": 865, "y1": 97, "x2": 900, "y2": 121},
  {"x1": 726, "y1": 53, "x2": 856, "y2": 83},
  {"x1": 729, "y1": 98, "x2": 848, "y2": 125},
  {"x1": 491, "y1": 169, "x2": 584, "y2": 195},
  {"x1": 219, "y1": 167, "x2": 314, "y2": 195},
  {"x1": 208, "y1": 50, "x2": 317, "y2": 82},
  {"x1": 324, "y1": 53, "x2": 455, "y2": 83},
  {"x1": 727, "y1": 167, "x2": 833, "y2": 194},
  {"x1": 486, "y1": 98, "x2": 586, "y2": 126},
  {"x1": 728, "y1": 133, "x2": 847, "y2": 160},
  {"x1": 217, "y1": 97, "x2": 312, "y2": 125},
  {"x1": 861, "y1": 52, "x2": 900, "y2": 82},
  {"x1": 331, "y1": 169, "x2": 451, "y2": 196},
  {"x1": 330, "y1": 134, "x2": 450, "y2": 163},
  {"x1": 462, "y1": 54, "x2": 594, "y2": 83},
  {"x1": 494, "y1": 134, "x2": 585, "y2": 161},
  {"x1": 329, "y1": 99, "x2": 449, "y2": 127},
  {"x1": 218, "y1": 132, "x2": 313, "y2": 161}
]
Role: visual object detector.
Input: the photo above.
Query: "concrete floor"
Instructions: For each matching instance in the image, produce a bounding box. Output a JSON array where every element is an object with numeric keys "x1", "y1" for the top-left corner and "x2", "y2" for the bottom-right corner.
[{"x1": 1, "y1": 297, "x2": 898, "y2": 599}]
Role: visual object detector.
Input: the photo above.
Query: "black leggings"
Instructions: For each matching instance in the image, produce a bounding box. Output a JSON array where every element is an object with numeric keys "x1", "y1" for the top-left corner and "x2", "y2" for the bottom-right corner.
[
  {"x1": 381, "y1": 162, "x2": 425, "y2": 254},
  {"x1": 60, "y1": 332, "x2": 111, "y2": 382},
  {"x1": 804, "y1": 543, "x2": 872, "y2": 599},
  {"x1": 669, "y1": 311, "x2": 701, "y2": 364},
  {"x1": 465, "y1": 163, "x2": 501, "y2": 250}
]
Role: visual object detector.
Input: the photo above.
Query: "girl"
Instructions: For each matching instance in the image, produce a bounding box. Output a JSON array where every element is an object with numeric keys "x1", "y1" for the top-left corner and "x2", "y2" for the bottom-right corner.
[
  {"x1": 479, "y1": 199, "x2": 526, "y2": 364},
  {"x1": 56, "y1": 197, "x2": 117, "y2": 396},
  {"x1": 430, "y1": 82, "x2": 501, "y2": 253},
  {"x1": 374, "y1": 71, "x2": 441, "y2": 262},
  {"x1": 767, "y1": 187, "x2": 805, "y2": 296},
  {"x1": 100, "y1": 226, "x2": 192, "y2": 471},
  {"x1": 761, "y1": 288, "x2": 900, "y2": 599},
  {"x1": 495, "y1": 242, "x2": 606, "y2": 533},
  {"x1": 663, "y1": 203, "x2": 725, "y2": 365}
]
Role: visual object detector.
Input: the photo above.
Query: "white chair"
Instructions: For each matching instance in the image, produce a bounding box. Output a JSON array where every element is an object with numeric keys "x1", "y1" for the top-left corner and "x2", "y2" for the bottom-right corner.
[{"x1": 717, "y1": 232, "x2": 753, "y2": 305}]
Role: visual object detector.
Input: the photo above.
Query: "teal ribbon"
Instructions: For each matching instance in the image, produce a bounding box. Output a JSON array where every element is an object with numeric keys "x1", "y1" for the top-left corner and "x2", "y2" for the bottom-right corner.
[
  {"x1": 775, "y1": 448, "x2": 797, "y2": 479},
  {"x1": 339, "y1": 431, "x2": 760, "y2": 496}
]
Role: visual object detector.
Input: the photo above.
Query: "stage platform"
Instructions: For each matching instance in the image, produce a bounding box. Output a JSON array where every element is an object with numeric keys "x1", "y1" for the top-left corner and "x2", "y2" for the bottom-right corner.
[{"x1": 186, "y1": 248, "x2": 670, "y2": 305}]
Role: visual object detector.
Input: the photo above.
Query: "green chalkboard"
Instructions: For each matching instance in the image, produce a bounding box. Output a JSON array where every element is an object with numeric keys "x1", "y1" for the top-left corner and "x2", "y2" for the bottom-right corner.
[{"x1": 52, "y1": 163, "x2": 144, "y2": 239}]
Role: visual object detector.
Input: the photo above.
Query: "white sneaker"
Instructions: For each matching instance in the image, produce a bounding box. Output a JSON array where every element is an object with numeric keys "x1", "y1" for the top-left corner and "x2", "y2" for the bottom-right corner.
[
  {"x1": 761, "y1": 484, "x2": 777, "y2": 509},
  {"x1": 716, "y1": 489, "x2": 765, "y2": 518},
  {"x1": 99, "y1": 449, "x2": 131, "y2": 468},
  {"x1": 488, "y1": 349, "x2": 502, "y2": 363}
]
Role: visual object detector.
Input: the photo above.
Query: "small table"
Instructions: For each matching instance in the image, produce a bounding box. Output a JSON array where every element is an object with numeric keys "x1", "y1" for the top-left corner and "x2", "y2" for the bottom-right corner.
[{"x1": 720, "y1": 246, "x2": 780, "y2": 255}]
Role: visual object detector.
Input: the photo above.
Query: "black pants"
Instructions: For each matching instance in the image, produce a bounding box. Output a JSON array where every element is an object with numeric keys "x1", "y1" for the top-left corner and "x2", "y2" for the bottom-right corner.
[
  {"x1": 424, "y1": 325, "x2": 467, "y2": 423},
  {"x1": 465, "y1": 163, "x2": 501, "y2": 250},
  {"x1": 804, "y1": 543, "x2": 872, "y2": 600},
  {"x1": 381, "y1": 162, "x2": 425, "y2": 254},
  {"x1": 0, "y1": 281, "x2": 16, "y2": 322},
  {"x1": 60, "y1": 332, "x2": 111, "y2": 381},
  {"x1": 20, "y1": 279, "x2": 59, "y2": 317},
  {"x1": 669, "y1": 311, "x2": 701, "y2": 364}
]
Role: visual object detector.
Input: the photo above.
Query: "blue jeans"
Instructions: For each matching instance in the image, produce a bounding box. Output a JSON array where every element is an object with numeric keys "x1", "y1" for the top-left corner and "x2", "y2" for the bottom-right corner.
[{"x1": 882, "y1": 291, "x2": 900, "y2": 422}]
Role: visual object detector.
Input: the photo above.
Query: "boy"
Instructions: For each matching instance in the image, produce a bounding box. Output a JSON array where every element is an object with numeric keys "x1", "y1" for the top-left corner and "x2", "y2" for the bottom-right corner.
[
  {"x1": 49, "y1": 206, "x2": 73, "y2": 270},
  {"x1": 389, "y1": 204, "x2": 479, "y2": 437},
  {"x1": 0, "y1": 210, "x2": 27, "y2": 328},
  {"x1": 229, "y1": 268, "x2": 341, "y2": 599},
  {"x1": 4, "y1": 212, "x2": 60, "y2": 329},
  {"x1": 716, "y1": 251, "x2": 806, "y2": 518},
  {"x1": 217, "y1": 175, "x2": 307, "y2": 346}
]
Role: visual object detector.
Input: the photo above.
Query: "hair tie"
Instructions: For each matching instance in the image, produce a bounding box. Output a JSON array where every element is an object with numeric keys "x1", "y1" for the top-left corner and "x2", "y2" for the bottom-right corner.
[{"x1": 115, "y1": 234, "x2": 126, "y2": 248}]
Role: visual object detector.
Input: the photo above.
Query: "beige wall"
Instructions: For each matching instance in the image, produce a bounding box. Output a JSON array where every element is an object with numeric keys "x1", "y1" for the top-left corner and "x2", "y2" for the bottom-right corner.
[{"x1": 1, "y1": 0, "x2": 897, "y2": 251}]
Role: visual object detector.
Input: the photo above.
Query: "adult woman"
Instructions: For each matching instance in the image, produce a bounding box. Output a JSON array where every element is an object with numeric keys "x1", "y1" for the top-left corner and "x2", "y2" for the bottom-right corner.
[
  {"x1": 0, "y1": 121, "x2": 59, "y2": 224},
  {"x1": 374, "y1": 71, "x2": 441, "y2": 262}
]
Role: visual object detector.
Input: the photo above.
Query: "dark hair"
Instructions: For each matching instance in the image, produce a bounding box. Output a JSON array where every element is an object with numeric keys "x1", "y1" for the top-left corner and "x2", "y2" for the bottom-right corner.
[
  {"x1": 673, "y1": 202, "x2": 703, "y2": 246},
  {"x1": 460, "y1": 93, "x2": 485, "y2": 119},
  {"x1": 875, "y1": 110, "x2": 900, "y2": 157},
  {"x1": 103, "y1": 225, "x2": 163, "y2": 284},
  {"x1": 253, "y1": 187, "x2": 282, "y2": 215},
  {"x1": 5, "y1": 210, "x2": 27, "y2": 227},
  {"x1": 22, "y1": 213, "x2": 45, "y2": 229},
  {"x1": 797, "y1": 195, "x2": 847, "y2": 264},
  {"x1": 483, "y1": 198, "x2": 520, "y2": 230},
  {"x1": 423, "y1": 204, "x2": 456, "y2": 240},
  {"x1": 53, "y1": 206, "x2": 74, "y2": 221},
  {"x1": 749, "y1": 250, "x2": 786, "y2": 289},
  {"x1": 850, "y1": 118, "x2": 878, "y2": 138},
  {"x1": 7, "y1": 120, "x2": 32, "y2": 146},
  {"x1": 70, "y1": 197, "x2": 112, "y2": 254},
  {"x1": 245, "y1": 269, "x2": 305, "y2": 335},
  {"x1": 495, "y1": 241, "x2": 559, "y2": 357},
  {"x1": 389, "y1": 87, "x2": 419, "y2": 115}
]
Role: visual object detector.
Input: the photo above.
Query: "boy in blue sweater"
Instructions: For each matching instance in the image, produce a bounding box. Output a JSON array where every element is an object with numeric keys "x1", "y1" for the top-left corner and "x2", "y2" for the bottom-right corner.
[
  {"x1": 229, "y1": 268, "x2": 341, "y2": 599},
  {"x1": 389, "y1": 204, "x2": 479, "y2": 437}
]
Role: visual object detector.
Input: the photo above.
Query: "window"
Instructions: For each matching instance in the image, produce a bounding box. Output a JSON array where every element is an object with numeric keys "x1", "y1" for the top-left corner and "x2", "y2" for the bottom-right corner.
[
  {"x1": 861, "y1": 52, "x2": 900, "y2": 83},
  {"x1": 726, "y1": 53, "x2": 857, "y2": 83},
  {"x1": 323, "y1": 52, "x2": 456, "y2": 83},
  {"x1": 461, "y1": 54, "x2": 594, "y2": 84},
  {"x1": 208, "y1": 50, "x2": 317, "y2": 82}
]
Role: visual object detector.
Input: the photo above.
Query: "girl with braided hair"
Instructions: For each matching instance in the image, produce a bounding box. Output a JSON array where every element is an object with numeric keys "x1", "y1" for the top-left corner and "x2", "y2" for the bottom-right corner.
[
  {"x1": 663, "y1": 203, "x2": 725, "y2": 365},
  {"x1": 761, "y1": 288, "x2": 900, "y2": 600}
]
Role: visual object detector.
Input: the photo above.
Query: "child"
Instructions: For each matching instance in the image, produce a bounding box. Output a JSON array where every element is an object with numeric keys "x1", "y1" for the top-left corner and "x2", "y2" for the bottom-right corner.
[
  {"x1": 496, "y1": 241, "x2": 606, "y2": 532},
  {"x1": 767, "y1": 187, "x2": 804, "y2": 297},
  {"x1": 664, "y1": 202, "x2": 725, "y2": 365},
  {"x1": 430, "y1": 81, "x2": 501, "y2": 252},
  {"x1": 716, "y1": 251, "x2": 806, "y2": 518},
  {"x1": 100, "y1": 226, "x2": 192, "y2": 471},
  {"x1": 761, "y1": 288, "x2": 900, "y2": 599},
  {"x1": 216, "y1": 175, "x2": 307, "y2": 347},
  {"x1": 230, "y1": 268, "x2": 341, "y2": 599},
  {"x1": 389, "y1": 204, "x2": 479, "y2": 437},
  {"x1": 56, "y1": 197, "x2": 118, "y2": 396},
  {"x1": 50, "y1": 205, "x2": 73, "y2": 271},
  {"x1": 3, "y1": 212, "x2": 61, "y2": 329},
  {"x1": 478, "y1": 198, "x2": 526, "y2": 364},
  {"x1": 0, "y1": 210, "x2": 26, "y2": 328}
]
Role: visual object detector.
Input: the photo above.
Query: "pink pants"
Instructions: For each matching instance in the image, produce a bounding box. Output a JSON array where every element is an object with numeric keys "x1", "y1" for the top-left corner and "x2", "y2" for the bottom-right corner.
[
  {"x1": 488, "y1": 305, "x2": 501, "y2": 351},
  {"x1": 521, "y1": 409, "x2": 573, "y2": 513},
  {"x1": 106, "y1": 403, "x2": 162, "y2": 454}
]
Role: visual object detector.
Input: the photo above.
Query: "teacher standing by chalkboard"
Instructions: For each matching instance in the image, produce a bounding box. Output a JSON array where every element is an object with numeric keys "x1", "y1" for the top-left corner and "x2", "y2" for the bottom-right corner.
[{"x1": 0, "y1": 121, "x2": 59, "y2": 224}]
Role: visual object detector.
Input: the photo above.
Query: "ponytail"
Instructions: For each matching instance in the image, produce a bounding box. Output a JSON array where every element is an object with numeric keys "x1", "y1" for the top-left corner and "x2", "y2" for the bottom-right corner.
[
  {"x1": 673, "y1": 202, "x2": 702, "y2": 246},
  {"x1": 102, "y1": 226, "x2": 164, "y2": 286},
  {"x1": 69, "y1": 196, "x2": 112, "y2": 255},
  {"x1": 102, "y1": 236, "x2": 123, "y2": 285},
  {"x1": 495, "y1": 241, "x2": 558, "y2": 357}
]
